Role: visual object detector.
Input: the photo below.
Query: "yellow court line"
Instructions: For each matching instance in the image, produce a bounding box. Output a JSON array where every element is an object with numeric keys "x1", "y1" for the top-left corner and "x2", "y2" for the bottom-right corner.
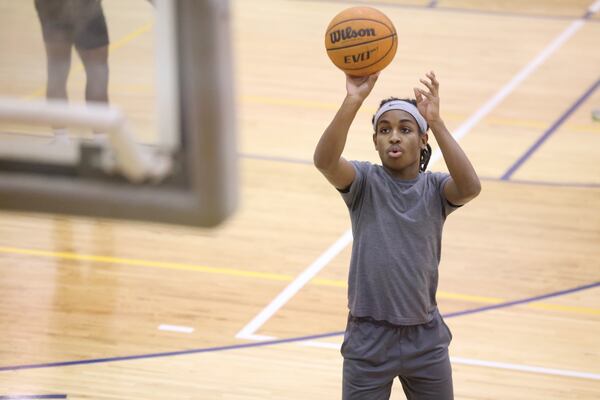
[
  {"x1": 109, "y1": 22, "x2": 154, "y2": 53},
  {"x1": 526, "y1": 302, "x2": 600, "y2": 315},
  {"x1": 312, "y1": 277, "x2": 600, "y2": 315},
  {"x1": 241, "y1": 95, "x2": 600, "y2": 134},
  {"x1": 0, "y1": 246, "x2": 293, "y2": 282},
  {"x1": 32, "y1": 85, "x2": 594, "y2": 135},
  {"x1": 313, "y1": 278, "x2": 527, "y2": 308},
  {"x1": 295, "y1": 277, "x2": 598, "y2": 316},
  {"x1": 440, "y1": 291, "x2": 600, "y2": 315},
  {"x1": 0, "y1": 245, "x2": 598, "y2": 316},
  {"x1": 24, "y1": 21, "x2": 154, "y2": 101},
  {"x1": 437, "y1": 290, "x2": 503, "y2": 304}
]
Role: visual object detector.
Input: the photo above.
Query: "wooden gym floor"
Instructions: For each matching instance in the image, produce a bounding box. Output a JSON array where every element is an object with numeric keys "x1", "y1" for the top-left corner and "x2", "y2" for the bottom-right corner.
[{"x1": 0, "y1": 0, "x2": 599, "y2": 398}]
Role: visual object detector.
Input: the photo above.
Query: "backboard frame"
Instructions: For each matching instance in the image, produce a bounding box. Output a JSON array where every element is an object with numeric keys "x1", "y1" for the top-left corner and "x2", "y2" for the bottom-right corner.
[{"x1": 0, "y1": 0, "x2": 237, "y2": 227}]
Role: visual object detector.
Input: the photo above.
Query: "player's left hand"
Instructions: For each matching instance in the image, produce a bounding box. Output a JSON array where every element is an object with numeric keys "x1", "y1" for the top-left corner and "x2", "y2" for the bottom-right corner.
[{"x1": 414, "y1": 71, "x2": 442, "y2": 125}]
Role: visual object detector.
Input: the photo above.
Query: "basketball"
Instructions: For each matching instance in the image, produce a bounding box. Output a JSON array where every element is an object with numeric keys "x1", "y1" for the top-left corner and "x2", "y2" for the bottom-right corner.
[{"x1": 324, "y1": 7, "x2": 397, "y2": 77}]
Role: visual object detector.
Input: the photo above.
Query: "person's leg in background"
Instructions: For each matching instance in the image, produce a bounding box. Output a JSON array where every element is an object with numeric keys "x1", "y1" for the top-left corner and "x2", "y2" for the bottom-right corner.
[
  {"x1": 74, "y1": 0, "x2": 110, "y2": 140},
  {"x1": 35, "y1": 0, "x2": 74, "y2": 142},
  {"x1": 74, "y1": 0, "x2": 109, "y2": 105},
  {"x1": 77, "y1": 45, "x2": 109, "y2": 104}
]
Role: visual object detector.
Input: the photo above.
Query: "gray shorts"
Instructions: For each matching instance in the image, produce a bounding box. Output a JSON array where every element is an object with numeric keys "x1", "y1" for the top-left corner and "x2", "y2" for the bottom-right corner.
[
  {"x1": 341, "y1": 309, "x2": 453, "y2": 400},
  {"x1": 35, "y1": 0, "x2": 109, "y2": 50}
]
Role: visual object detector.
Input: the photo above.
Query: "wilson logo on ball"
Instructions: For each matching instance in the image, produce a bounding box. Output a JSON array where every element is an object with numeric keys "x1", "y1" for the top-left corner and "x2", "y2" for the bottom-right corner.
[{"x1": 329, "y1": 27, "x2": 376, "y2": 44}]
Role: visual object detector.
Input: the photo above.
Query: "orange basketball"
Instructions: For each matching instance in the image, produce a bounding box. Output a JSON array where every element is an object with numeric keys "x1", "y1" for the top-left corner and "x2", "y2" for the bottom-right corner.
[{"x1": 324, "y1": 7, "x2": 397, "y2": 77}]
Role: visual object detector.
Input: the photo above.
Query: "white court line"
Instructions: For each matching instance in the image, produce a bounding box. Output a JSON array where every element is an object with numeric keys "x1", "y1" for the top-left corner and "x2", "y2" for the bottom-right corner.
[
  {"x1": 236, "y1": 230, "x2": 353, "y2": 339},
  {"x1": 236, "y1": 5, "x2": 597, "y2": 340},
  {"x1": 429, "y1": 16, "x2": 588, "y2": 165},
  {"x1": 450, "y1": 356, "x2": 600, "y2": 381},
  {"x1": 158, "y1": 324, "x2": 194, "y2": 334},
  {"x1": 299, "y1": 340, "x2": 600, "y2": 381}
]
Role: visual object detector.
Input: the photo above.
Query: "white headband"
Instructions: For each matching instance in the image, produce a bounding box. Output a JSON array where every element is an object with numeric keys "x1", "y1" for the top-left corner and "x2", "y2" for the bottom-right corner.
[{"x1": 373, "y1": 100, "x2": 428, "y2": 133}]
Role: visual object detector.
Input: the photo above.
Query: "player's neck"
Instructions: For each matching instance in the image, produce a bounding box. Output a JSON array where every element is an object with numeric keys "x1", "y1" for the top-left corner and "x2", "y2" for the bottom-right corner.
[{"x1": 383, "y1": 164, "x2": 420, "y2": 181}]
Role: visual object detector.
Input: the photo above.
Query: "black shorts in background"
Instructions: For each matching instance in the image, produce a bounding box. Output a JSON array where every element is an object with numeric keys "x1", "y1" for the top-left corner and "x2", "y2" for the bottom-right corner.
[{"x1": 34, "y1": 0, "x2": 109, "y2": 50}]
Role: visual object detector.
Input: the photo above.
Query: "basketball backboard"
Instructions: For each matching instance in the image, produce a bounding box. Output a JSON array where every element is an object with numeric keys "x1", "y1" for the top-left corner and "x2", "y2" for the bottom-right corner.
[{"x1": 0, "y1": 0, "x2": 237, "y2": 227}]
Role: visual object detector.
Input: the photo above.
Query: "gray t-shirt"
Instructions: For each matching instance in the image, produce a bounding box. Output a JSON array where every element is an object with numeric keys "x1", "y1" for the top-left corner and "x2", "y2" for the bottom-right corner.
[{"x1": 340, "y1": 161, "x2": 458, "y2": 325}]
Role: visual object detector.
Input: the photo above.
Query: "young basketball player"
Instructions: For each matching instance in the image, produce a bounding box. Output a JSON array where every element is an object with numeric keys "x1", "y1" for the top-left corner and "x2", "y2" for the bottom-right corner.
[
  {"x1": 35, "y1": 0, "x2": 110, "y2": 143},
  {"x1": 313, "y1": 71, "x2": 480, "y2": 399}
]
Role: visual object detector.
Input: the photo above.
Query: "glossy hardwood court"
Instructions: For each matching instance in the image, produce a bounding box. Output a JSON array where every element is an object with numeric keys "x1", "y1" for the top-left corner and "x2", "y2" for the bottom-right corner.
[{"x1": 1, "y1": 0, "x2": 599, "y2": 399}]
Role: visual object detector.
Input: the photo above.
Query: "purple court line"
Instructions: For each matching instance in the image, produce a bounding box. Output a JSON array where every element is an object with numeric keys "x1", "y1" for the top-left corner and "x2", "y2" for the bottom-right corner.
[
  {"x1": 292, "y1": 0, "x2": 600, "y2": 22},
  {"x1": 240, "y1": 154, "x2": 600, "y2": 188},
  {"x1": 443, "y1": 281, "x2": 600, "y2": 318},
  {"x1": 0, "y1": 281, "x2": 597, "y2": 373},
  {"x1": 480, "y1": 176, "x2": 600, "y2": 189},
  {"x1": 501, "y1": 78, "x2": 600, "y2": 180},
  {"x1": 0, "y1": 396, "x2": 67, "y2": 399}
]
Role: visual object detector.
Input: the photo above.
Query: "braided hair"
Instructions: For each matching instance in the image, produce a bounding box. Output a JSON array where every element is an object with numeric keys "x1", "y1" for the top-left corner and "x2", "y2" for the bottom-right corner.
[{"x1": 372, "y1": 97, "x2": 432, "y2": 172}]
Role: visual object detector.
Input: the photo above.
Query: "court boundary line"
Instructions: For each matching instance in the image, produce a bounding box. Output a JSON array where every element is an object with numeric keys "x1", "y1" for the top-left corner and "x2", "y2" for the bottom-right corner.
[
  {"x1": 295, "y1": 340, "x2": 600, "y2": 381},
  {"x1": 236, "y1": 230, "x2": 353, "y2": 339},
  {"x1": 0, "y1": 281, "x2": 597, "y2": 376},
  {"x1": 501, "y1": 77, "x2": 600, "y2": 179},
  {"x1": 449, "y1": 356, "x2": 600, "y2": 381},
  {"x1": 427, "y1": 12, "x2": 592, "y2": 166},
  {"x1": 239, "y1": 153, "x2": 600, "y2": 188},
  {"x1": 0, "y1": 396, "x2": 67, "y2": 400},
  {"x1": 480, "y1": 176, "x2": 600, "y2": 189},
  {"x1": 240, "y1": 94, "x2": 600, "y2": 134}
]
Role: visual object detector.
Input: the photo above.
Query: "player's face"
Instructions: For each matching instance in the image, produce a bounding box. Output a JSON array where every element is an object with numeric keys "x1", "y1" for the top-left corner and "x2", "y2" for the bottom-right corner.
[{"x1": 372, "y1": 110, "x2": 428, "y2": 178}]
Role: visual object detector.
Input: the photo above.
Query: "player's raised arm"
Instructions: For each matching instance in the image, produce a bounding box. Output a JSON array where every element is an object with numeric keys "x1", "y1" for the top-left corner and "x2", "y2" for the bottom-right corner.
[
  {"x1": 414, "y1": 71, "x2": 481, "y2": 205},
  {"x1": 314, "y1": 73, "x2": 379, "y2": 189}
]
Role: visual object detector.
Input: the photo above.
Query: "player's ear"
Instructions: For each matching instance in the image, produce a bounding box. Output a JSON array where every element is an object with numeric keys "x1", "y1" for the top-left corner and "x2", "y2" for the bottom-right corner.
[
  {"x1": 372, "y1": 132, "x2": 378, "y2": 149},
  {"x1": 420, "y1": 132, "x2": 429, "y2": 149}
]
